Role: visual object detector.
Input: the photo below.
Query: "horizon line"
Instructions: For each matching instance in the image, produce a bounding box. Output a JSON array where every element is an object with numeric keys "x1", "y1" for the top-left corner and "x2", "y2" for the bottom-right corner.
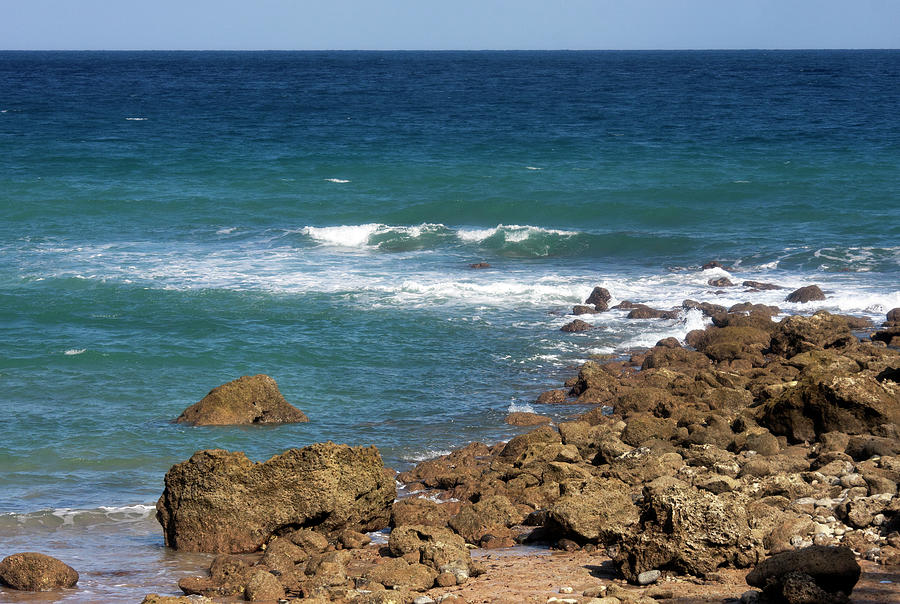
[{"x1": 2, "y1": 47, "x2": 899, "y2": 53}]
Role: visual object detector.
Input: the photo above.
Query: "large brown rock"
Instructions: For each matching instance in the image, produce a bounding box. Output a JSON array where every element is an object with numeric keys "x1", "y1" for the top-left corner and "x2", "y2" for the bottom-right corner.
[
  {"x1": 746, "y1": 546, "x2": 860, "y2": 603},
  {"x1": 614, "y1": 480, "x2": 762, "y2": 582},
  {"x1": 548, "y1": 477, "x2": 639, "y2": 543},
  {"x1": 156, "y1": 443, "x2": 395, "y2": 553},
  {"x1": 758, "y1": 371, "x2": 900, "y2": 443},
  {"x1": 770, "y1": 311, "x2": 855, "y2": 358},
  {"x1": 785, "y1": 285, "x2": 826, "y2": 303},
  {"x1": 175, "y1": 374, "x2": 308, "y2": 426},
  {"x1": 585, "y1": 286, "x2": 612, "y2": 306},
  {"x1": 0, "y1": 552, "x2": 78, "y2": 591},
  {"x1": 388, "y1": 525, "x2": 473, "y2": 579},
  {"x1": 448, "y1": 495, "x2": 523, "y2": 544},
  {"x1": 690, "y1": 325, "x2": 771, "y2": 363}
]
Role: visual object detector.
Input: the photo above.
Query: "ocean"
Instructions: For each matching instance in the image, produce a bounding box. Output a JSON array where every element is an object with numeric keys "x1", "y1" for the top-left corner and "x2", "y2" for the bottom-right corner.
[{"x1": 1, "y1": 50, "x2": 898, "y2": 601}]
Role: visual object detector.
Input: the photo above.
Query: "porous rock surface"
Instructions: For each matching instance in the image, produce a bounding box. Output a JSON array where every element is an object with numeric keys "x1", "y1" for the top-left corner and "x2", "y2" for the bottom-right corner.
[
  {"x1": 156, "y1": 442, "x2": 395, "y2": 553},
  {"x1": 175, "y1": 374, "x2": 309, "y2": 426},
  {"x1": 0, "y1": 552, "x2": 78, "y2": 591}
]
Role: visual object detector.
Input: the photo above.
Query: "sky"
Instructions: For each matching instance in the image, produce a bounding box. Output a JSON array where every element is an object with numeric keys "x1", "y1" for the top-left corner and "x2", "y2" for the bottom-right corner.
[{"x1": 1, "y1": 0, "x2": 898, "y2": 50}]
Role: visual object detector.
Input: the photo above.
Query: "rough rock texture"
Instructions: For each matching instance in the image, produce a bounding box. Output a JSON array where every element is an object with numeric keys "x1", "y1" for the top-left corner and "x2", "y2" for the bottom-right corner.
[
  {"x1": 786, "y1": 285, "x2": 826, "y2": 303},
  {"x1": 746, "y1": 546, "x2": 860, "y2": 603},
  {"x1": 156, "y1": 443, "x2": 395, "y2": 553},
  {"x1": 0, "y1": 552, "x2": 78, "y2": 591},
  {"x1": 175, "y1": 374, "x2": 309, "y2": 426},
  {"x1": 743, "y1": 281, "x2": 783, "y2": 290},
  {"x1": 769, "y1": 312, "x2": 854, "y2": 358},
  {"x1": 388, "y1": 525, "x2": 474, "y2": 578},
  {"x1": 549, "y1": 477, "x2": 639, "y2": 543},
  {"x1": 585, "y1": 286, "x2": 612, "y2": 306},
  {"x1": 142, "y1": 596, "x2": 212, "y2": 604},
  {"x1": 505, "y1": 411, "x2": 552, "y2": 426},
  {"x1": 758, "y1": 371, "x2": 900, "y2": 443},
  {"x1": 614, "y1": 480, "x2": 762, "y2": 582},
  {"x1": 708, "y1": 277, "x2": 734, "y2": 287}
]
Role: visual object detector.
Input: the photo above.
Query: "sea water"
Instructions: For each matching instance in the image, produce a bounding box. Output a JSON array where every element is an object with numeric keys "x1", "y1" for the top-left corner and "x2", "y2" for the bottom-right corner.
[{"x1": 1, "y1": 50, "x2": 898, "y2": 601}]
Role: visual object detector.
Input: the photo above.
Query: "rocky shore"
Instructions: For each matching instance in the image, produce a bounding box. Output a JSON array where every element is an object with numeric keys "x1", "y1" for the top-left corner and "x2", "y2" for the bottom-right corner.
[{"x1": 4, "y1": 282, "x2": 898, "y2": 603}]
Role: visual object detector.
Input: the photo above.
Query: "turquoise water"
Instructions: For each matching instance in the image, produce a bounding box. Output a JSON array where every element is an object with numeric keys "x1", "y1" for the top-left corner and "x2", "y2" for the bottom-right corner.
[{"x1": 1, "y1": 50, "x2": 899, "y2": 600}]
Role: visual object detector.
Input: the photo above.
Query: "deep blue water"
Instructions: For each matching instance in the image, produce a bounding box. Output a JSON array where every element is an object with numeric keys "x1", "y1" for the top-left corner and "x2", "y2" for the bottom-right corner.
[{"x1": 1, "y1": 50, "x2": 898, "y2": 600}]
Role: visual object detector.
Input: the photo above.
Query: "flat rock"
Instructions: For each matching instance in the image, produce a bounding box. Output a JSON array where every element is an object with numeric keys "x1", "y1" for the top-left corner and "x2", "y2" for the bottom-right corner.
[
  {"x1": 0, "y1": 552, "x2": 78, "y2": 591},
  {"x1": 175, "y1": 374, "x2": 308, "y2": 426}
]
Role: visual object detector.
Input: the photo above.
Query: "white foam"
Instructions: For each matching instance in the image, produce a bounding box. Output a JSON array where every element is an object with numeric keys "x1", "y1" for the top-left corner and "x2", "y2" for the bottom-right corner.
[
  {"x1": 301, "y1": 224, "x2": 380, "y2": 247},
  {"x1": 216, "y1": 227, "x2": 237, "y2": 235},
  {"x1": 508, "y1": 401, "x2": 535, "y2": 413},
  {"x1": 324, "y1": 178, "x2": 350, "y2": 183},
  {"x1": 525, "y1": 166, "x2": 542, "y2": 170},
  {"x1": 456, "y1": 224, "x2": 577, "y2": 244},
  {"x1": 124, "y1": 117, "x2": 147, "y2": 121},
  {"x1": 64, "y1": 348, "x2": 86, "y2": 355},
  {"x1": 403, "y1": 449, "x2": 451, "y2": 463}
]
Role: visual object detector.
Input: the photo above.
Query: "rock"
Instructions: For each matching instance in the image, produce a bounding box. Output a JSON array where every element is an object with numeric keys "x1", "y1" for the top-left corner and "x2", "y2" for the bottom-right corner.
[
  {"x1": 872, "y1": 326, "x2": 900, "y2": 344},
  {"x1": 888, "y1": 308, "x2": 900, "y2": 323},
  {"x1": 568, "y1": 361, "x2": 620, "y2": 403},
  {"x1": 548, "y1": 477, "x2": 639, "y2": 543},
  {"x1": 506, "y1": 411, "x2": 552, "y2": 426},
  {"x1": 156, "y1": 443, "x2": 395, "y2": 553},
  {"x1": 728, "y1": 302, "x2": 781, "y2": 318},
  {"x1": 499, "y1": 425, "x2": 561, "y2": 460},
  {"x1": 573, "y1": 305, "x2": 598, "y2": 315},
  {"x1": 683, "y1": 299, "x2": 727, "y2": 317},
  {"x1": 758, "y1": 371, "x2": 900, "y2": 443},
  {"x1": 449, "y1": 495, "x2": 523, "y2": 544},
  {"x1": 391, "y1": 498, "x2": 457, "y2": 529},
  {"x1": 655, "y1": 337, "x2": 681, "y2": 348},
  {"x1": 175, "y1": 374, "x2": 308, "y2": 426},
  {"x1": 536, "y1": 389, "x2": 569, "y2": 404},
  {"x1": 641, "y1": 347, "x2": 710, "y2": 372},
  {"x1": 364, "y1": 558, "x2": 437, "y2": 592},
  {"x1": 690, "y1": 325, "x2": 771, "y2": 364},
  {"x1": 708, "y1": 277, "x2": 734, "y2": 287},
  {"x1": 626, "y1": 306, "x2": 679, "y2": 320},
  {"x1": 142, "y1": 596, "x2": 212, "y2": 604},
  {"x1": 468, "y1": 262, "x2": 490, "y2": 269},
  {"x1": 746, "y1": 546, "x2": 860, "y2": 603},
  {"x1": 244, "y1": 569, "x2": 285, "y2": 601},
  {"x1": 637, "y1": 569, "x2": 661, "y2": 585},
  {"x1": 614, "y1": 480, "x2": 762, "y2": 582},
  {"x1": 770, "y1": 312, "x2": 855, "y2": 358},
  {"x1": 702, "y1": 261, "x2": 728, "y2": 270},
  {"x1": 0, "y1": 552, "x2": 79, "y2": 591},
  {"x1": 388, "y1": 525, "x2": 472, "y2": 577},
  {"x1": 561, "y1": 319, "x2": 593, "y2": 332},
  {"x1": 786, "y1": 285, "x2": 826, "y2": 303},
  {"x1": 586, "y1": 286, "x2": 612, "y2": 306},
  {"x1": 743, "y1": 281, "x2": 783, "y2": 290}
]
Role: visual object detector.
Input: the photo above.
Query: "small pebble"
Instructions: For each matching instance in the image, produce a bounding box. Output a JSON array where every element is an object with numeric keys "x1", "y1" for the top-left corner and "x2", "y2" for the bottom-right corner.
[
  {"x1": 637, "y1": 569, "x2": 661, "y2": 585},
  {"x1": 559, "y1": 586, "x2": 574, "y2": 594},
  {"x1": 413, "y1": 598, "x2": 435, "y2": 604}
]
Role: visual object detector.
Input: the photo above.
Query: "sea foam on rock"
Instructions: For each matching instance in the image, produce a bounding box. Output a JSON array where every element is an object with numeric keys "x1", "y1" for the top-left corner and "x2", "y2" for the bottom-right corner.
[
  {"x1": 156, "y1": 442, "x2": 395, "y2": 553},
  {"x1": 175, "y1": 374, "x2": 309, "y2": 426}
]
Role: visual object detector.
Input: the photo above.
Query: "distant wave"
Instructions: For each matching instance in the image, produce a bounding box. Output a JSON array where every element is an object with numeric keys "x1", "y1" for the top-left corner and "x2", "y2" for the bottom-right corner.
[
  {"x1": 0, "y1": 504, "x2": 156, "y2": 530},
  {"x1": 324, "y1": 178, "x2": 350, "y2": 183},
  {"x1": 124, "y1": 117, "x2": 147, "y2": 121},
  {"x1": 64, "y1": 348, "x2": 86, "y2": 356}
]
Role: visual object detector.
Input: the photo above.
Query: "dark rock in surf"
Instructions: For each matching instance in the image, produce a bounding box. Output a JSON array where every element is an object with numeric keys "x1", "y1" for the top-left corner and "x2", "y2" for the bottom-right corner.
[
  {"x1": 682, "y1": 299, "x2": 727, "y2": 317},
  {"x1": 572, "y1": 305, "x2": 597, "y2": 315},
  {"x1": 743, "y1": 280, "x2": 784, "y2": 290},
  {"x1": 786, "y1": 285, "x2": 826, "y2": 303},
  {"x1": 708, "y1": 277, "x2": 734, "y2": 287},
  {"x1": 585, "y1": 286, "x2": 611, "y2": 306},
  {"x1": 175, "y1": 374, "x2": 308, "y2": 426},
  {"x1": 627, "y1": 306, "x2": 680, "y2": 320},
  {"x1": 561, "y1": 319, "x2": 594, "y2": 332},
  {"x1": 468, "y1": 262, "x2": 491, "y2": 269}
]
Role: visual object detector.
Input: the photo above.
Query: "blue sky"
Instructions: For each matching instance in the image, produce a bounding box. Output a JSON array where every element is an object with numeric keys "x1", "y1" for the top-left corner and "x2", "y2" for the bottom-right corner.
[{"x1": 2, "y1": 0, "x2": 898, "y2": 50}]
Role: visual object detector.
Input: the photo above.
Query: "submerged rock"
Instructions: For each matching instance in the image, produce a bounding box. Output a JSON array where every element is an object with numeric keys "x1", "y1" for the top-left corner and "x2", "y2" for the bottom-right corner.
[
  {"x1": 156, "y1": 443, "x2": 395, "y2": 553},
  {"x1": 561, "y1": 319, "x2": 594, "y2": 332},
  {"x1": 175, "y1": 374, "x2": 309, "y2": 426},
  {"x1": 0, "y1": 552, "x2": 78, "y2": 591}
]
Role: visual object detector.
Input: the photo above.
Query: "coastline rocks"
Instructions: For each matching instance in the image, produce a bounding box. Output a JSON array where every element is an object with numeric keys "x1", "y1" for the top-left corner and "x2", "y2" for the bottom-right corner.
[
  {"x1": 536, "y1": 389, "x2": 569, "y2": 404},
  {"x1": 746, "y1": 545, "x2": 860, "y2": 604},
  {"x1": 786, "y1": 285, "x2": 826, "y2": 303},
  {"x1": 758, "y1": 371, "x2": 900, "y2": 443},
  {"x1": 175, "y1": 374, "x2": 309, "y2": 426},
  {"x1": 585, "y1": 286, "x2": 612, "y2": 307},
  {"x1": 561, "y1": 319, "x2": 593, "y2": 332},
  {"x1": 0, "y1": 552, "x2": 78, "y2": 591},
  {"x1": 626, "y1": 305, "x2": 680, "y2": 320},
  {"x1": 388, "y1": 525, "x2": 475, "y2": 580},
  {"x1": 708, "y1": 277, "x2": 734, "y2": 287},
  {"x1": 548, "y1": 477, "x2": 639, "y2": 543},
  {"x1": 769, "y1": 312, "x2": 854, "y2": 358},
  {"x1": 505, "y1": 411, "x2": 552, "y2": 426},
  {"x1": 156, "y1": 443, "x2": 395, "y2": 553},
  {"x1": 743, "y1": 281, "x2": 783, "y2": 291}
]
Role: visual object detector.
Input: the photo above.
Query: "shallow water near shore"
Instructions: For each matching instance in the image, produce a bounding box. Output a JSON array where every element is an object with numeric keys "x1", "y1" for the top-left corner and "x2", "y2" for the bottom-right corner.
[{"x1": 1, "y1": 50, "x2": 899, "y2": 601}]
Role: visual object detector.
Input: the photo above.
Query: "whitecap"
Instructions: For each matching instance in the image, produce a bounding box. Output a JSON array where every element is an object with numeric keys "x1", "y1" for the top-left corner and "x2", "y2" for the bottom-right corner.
[
  {"x1": 301, "y1": 224, "x2": 381, "y2": 247},
  {"x1": 216, "y1": 227, "x2": 237, "y2": 235},
  {"x1": 525, "y1": 166, "x2": 542, "y2": 170},
  {"x1": 124, "y1": 117, "x2": 147, "y2": 121},
  {"x1": 64, "y1": 348, "x2": 86, "y2": 355},
  {"x1": 508, "y1": 401, "x2": 535, "y2": 413},
  {"x1": 403, "y1": 449, "x2": 451, "y2": 463},
  {"x1": 324, "y1": 178, "x2": 350, "y2": 183}
]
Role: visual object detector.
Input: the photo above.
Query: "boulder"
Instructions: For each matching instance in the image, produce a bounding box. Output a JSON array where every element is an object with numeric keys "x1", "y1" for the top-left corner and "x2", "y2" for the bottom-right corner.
[
  {"x1": 391, "y1": 498, "x2": 456, "y2": 529},
  {"x1": 770, "y1": 312, "x2": 855, "y2": 358},
  {"x1": 448, "y1": 495, "x2": 523, "y2": 544},
  {"x1": 175, "y1": 374, "x2": 308, "y2": 426},
  {"x1": 388, "y1": 525, "x2": 473, "y2": 578},
  {"x1": 708, "y1": 277, "x2": 734, "y2": 287},
  {"x1": 746, "y1": 546, "x2": 860, "y2": 604},
  {"x1": 548, "y1": 477, "x2": 639, "y2": 543},
  {"x1": 244, "y1": 569, "x2": 285, "y2": 601},
  {"x1": 0, "y1": 552, "x2": 78, "y2": 591},
  {"x1": 536, "y1": 389, "x2": 569, "y2": 404},
  {"x1": 888, "y1": 308, "x2": 900, "y2": 323},
  {"x1": 689, "y1": 325, "x2": 771, "y2": 364},
  {"x1": 702, "y1": 261, "x2": 728, "y2": 270},
  {"x1": 627, "y1": 306, "x2": 679, "y2": 320},
  {"x1": 872, "y1": 326, "x2": 900, "y2": 344},
  {"x1": 468, "y1": 262, "x2": 490, "y2": 269},
  {"x1": 568, "y1": 361, "x2": 620, "y2": 403},
  {"x1": 614, "y1": 481, "x2": 762, "y2": 582},
  {"x1": 364, "y1": 558, "x2": 437, "y2": 592},
  {"x1": 641, "y1": 347, "x2": 710, "y2": 372},
  {"x1": 743, "y1": 281, "x2": 783, "y2": 290},
  {"x1": 682, "y1": 299, "x2": 727, "y2": 317},
  {"x1": 156, "y1": 443, "x2": 395, "y2": 553},
  {"x1": 572, "y1": 305, "x2": 597, "y2": 315},
  {"x1": 561, "y1": 319, "x2": 593, "y2": 332},
  {"x1": 785, "y1": 285, "x2": 826, "y2": 303},
  {"x1": 585, "y1": 286, "x2": 612, "y2": 306},
  {"x1": 758, "y1": 371, "x2": 900, "y2": 443}
]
